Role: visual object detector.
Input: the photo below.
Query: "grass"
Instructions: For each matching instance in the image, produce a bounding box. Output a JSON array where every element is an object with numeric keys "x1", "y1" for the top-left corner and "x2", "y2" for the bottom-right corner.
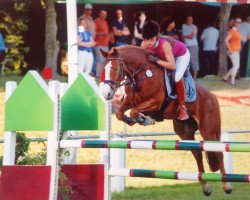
[
  {"x1": 0, "y1": 74, "x2": 250, "y2": 199},
  {"x1": 112, "y1": 182, "x2": 250, "y2": 200}
]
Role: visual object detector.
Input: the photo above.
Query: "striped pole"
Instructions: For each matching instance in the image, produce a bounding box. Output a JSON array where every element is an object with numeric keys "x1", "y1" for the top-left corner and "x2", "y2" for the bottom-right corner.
[
  {"x1": 109, "y1": 168, "x2": 250, "y2": 182},
  {"x1": 59, "y1": 139, "x2": 250, "y2": 152}
]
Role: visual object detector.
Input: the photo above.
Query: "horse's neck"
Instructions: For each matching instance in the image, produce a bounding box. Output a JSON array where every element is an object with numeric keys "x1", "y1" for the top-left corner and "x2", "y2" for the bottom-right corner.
[{"x1": 120, "y1": 49, "x2": 147, "y2": 73}]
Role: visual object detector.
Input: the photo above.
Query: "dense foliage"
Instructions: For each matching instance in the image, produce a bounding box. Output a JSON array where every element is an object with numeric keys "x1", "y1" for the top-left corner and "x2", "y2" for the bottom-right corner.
[{"x1": 0, "y1": 0, "x2": 30, "y2": 75}]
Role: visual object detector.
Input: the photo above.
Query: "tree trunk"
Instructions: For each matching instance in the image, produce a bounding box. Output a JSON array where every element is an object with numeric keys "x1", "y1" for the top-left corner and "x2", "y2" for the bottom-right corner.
[
  {"x1": 45, "y1": 0, "x2": 59, "y2": 79},
  {"x1": 218, "y1": 3, "x2": 232, "y2": 76}
]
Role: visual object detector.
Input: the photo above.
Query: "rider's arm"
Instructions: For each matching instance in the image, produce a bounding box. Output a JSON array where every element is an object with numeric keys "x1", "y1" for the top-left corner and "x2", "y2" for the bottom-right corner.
[{"x1": 156, "y1": 42, "x2": 176, "y2": 70}]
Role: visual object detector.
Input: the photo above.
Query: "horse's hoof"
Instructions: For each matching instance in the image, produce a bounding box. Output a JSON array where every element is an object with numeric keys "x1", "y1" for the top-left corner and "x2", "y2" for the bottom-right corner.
[
  {"x1": 224, "y1": 188, "x2": 233, "y2": 194},
  {"x1": 223, "y1": 182, "x2": 233, "y2": 194},
  {"x1": 203, "y1": 188, "x2": 212, "y2": 196},
  {"x1": 202, "y1": 183, "x2": 212, "y2": 196}
]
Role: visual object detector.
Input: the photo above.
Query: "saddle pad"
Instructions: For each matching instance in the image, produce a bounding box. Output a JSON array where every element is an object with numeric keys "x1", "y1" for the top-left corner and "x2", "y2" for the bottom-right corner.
[{"x1": 164, "y1": 70, "x2": 197, "y2": 102}]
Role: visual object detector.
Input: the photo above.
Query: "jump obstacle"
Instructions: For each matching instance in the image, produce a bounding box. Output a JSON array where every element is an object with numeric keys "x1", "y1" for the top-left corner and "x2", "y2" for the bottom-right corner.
[{"x1": 1, "y1": 71, "x2": 249, "y2": 200}]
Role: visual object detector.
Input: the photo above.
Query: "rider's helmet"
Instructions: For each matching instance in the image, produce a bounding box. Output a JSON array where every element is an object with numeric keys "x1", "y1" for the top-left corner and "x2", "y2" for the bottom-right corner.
[{"x1": 142, "y1": 20, "x2": 160, "y2": 40}]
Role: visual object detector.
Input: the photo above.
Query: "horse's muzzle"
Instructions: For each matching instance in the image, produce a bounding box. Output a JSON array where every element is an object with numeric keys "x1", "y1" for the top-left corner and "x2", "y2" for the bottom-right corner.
[{"x1": 100, "y1": 82, "x2": 115, "y2": 100}]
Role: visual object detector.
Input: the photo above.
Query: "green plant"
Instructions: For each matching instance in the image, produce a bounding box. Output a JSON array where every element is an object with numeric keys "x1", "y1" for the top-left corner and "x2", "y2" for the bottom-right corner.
[
  {"x1": 15, "y1": 132, "x2": 31, "y2": 164},
  {"x1": 0, "y1": 0, "x2": 30, "y2": 75}
]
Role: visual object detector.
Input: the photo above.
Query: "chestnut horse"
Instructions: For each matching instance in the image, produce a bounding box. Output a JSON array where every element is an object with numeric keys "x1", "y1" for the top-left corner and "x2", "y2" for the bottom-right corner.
[{"x1": 100, "y1": 45, "x2": 232, "y2": 196}]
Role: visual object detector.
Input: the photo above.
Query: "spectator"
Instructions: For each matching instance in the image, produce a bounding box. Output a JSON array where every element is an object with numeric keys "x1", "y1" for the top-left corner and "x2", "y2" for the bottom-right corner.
[
  {"x1": 79, "y1": 3, "x2": 96, "y2": 38},
  {"x1": 111, "y1": 9, "x2": 130, "y2": 47},
  {"x1": 181, "y1": 16, "x2": 199, "y2": 79},
  {"x1": 79, "y1": 3, "x2": 96, "y2": 76},
  {"x1": 239, "y1": 16, "x2": 250, "y2": 76},
  {"x1": 94, "y1": 10, "x2": 109, "y2": 78},
  {"x1": 77, "y1": 18, "x2": 95, "y2": 74},
  {"x1": 134, "y1": 12, "x2": 146, "y2": 46},
  {"x1": 240, "y1": 16, "x2": 250, "y2": 45},
  {"x1": 223, "y1": 17, "x2": 242, "y2": 85},
  {"x1": 200, "y1": 21, "x2": 219, "y2": 75},
  {"x1": 161, "y1": 18, "x2": 179, "y2": 40},
  {"x1": 0, "y1": 32, "x2": 6, "y2": 64}
]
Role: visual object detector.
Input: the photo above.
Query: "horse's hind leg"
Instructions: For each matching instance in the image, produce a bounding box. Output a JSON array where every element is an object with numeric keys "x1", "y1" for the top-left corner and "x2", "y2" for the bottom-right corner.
[
  {"x1": 173, "y1": 119, "x2": 212, "y2": 196},
  {"x1": 199, "y1": 112, "x2": 232, "y2": 194}
]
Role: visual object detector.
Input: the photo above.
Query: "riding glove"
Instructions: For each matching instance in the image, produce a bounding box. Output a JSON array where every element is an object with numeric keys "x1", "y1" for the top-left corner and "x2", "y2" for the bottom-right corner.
[{"x1": 148, "y1": 54, "x2": 159, "y2": 64}]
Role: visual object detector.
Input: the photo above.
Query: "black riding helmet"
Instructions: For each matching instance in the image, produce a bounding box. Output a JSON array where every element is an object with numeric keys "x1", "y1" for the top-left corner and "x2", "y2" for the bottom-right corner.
[{"x1": 142, "y1": 20, "x2": 160, "y2": 40}]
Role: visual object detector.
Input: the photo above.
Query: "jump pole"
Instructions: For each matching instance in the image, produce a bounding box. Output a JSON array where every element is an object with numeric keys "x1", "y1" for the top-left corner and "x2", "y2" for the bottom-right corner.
[
  {"x1": 109, "y1": 168, "x2": 250, "y2": 182},
  {"x1": 60, "y1": 139, "x2": 250, "y2": 152}
]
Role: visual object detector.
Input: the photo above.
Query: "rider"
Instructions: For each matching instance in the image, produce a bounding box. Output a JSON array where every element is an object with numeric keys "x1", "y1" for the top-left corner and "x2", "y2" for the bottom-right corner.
[{"x1": 141, "y1": 20, "x2": 190, "y2": 120}]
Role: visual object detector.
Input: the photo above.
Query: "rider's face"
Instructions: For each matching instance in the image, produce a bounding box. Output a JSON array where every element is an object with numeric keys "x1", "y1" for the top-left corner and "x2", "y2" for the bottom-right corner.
[{"x1": 143, "y1": 36, "x2": 157, "y2": 48}]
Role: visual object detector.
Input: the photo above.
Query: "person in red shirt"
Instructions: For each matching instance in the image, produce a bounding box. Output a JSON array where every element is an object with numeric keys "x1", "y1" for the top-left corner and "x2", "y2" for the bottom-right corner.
[{"x1": 94, "y1": 10, "x2": 109, "y2": 77}]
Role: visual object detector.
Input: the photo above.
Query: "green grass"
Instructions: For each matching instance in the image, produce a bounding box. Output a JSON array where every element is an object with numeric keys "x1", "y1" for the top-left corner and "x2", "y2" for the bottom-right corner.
[{"x1": 112, "y1": 182, "x2": 250, "y2": 200}]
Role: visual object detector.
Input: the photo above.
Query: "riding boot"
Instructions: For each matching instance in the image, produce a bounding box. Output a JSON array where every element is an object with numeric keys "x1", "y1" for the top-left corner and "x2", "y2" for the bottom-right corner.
[{"x1": 176, "y1": 78, "x2": 189, "y2": 120}]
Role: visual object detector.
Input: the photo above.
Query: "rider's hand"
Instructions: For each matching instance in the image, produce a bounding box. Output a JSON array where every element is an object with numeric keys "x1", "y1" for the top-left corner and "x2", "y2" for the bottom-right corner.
[{"x1": 148, "y1": 54, "x2": 159, "y2": 64}]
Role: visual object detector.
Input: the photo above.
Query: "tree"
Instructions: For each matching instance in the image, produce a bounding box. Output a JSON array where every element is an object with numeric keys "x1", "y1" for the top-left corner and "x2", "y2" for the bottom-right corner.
[
  {"x1": 44, "y1": 0, "x2": 60, "y2": 79},
  {"x1": 0, "y1": 1, "x2": 30, "y2": 75},
  {"x1": 218, "y1": 3, "x2": 232, "y2": 76}
]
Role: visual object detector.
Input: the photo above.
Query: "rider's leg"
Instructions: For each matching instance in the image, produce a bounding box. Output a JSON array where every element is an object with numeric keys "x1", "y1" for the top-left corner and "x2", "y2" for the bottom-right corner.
[
  {"x1": 176, "y1": 79, "x2": 189, "y2": 120},
  {"x1": 175, "y1": 50, "x2": 190, "y2": 120}
]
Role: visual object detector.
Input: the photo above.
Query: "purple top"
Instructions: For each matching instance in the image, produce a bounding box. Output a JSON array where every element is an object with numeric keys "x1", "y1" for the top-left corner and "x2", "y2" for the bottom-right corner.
[{"x1": 147, "y1": 37, "x2": 187, "y2": 60}]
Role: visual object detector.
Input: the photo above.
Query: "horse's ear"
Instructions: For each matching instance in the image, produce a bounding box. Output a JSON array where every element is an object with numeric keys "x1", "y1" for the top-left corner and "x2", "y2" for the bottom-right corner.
[
  {"x1": 100, "y1": 48, "x2": 108, "y2": 58},
  {"x1": 111, "y1": 48, "x2": 119, "y2": 57}
]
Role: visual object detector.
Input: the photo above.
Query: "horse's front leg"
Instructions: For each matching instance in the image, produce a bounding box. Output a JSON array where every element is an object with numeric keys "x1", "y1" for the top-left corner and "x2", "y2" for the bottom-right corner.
[
  {"x1": 129, "y1": 98, "x2": 161, "y2": 126},
  {"x1": 115, "y1": 97, "x2": 137, "y2": 126}
]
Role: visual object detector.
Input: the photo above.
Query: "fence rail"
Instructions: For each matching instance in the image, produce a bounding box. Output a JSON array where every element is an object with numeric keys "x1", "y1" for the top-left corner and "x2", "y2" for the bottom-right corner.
[{"x1": 1, "y1": 130, "x2": 250, "y2": 144}]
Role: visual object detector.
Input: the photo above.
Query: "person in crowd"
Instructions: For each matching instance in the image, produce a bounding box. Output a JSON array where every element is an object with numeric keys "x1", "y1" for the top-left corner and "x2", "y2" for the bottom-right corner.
[
  {"x1": 94, "y1": 10, "x2": 109, "y2": 78},
  {"x1": 133, "y1": 12, "x2": 146, "y2": 46},
  {"x1": 239, "y1": 16, "x2": 250, "y2": 76},
  {"x1": 79, "y1": 3, "x2": 96, "y2": 76},
  {"x1": 77, "y1": 17, "x2": 95, "y2": 74},
  {"x1": 200, "y1": 21, "x2": 219, "y2": 76},
  {"x1": 240, "y1": 16, "x2": 250, "y2": 45},
  {"x1": 111, "y1": 9, "x2": 130, "y2": 47},
  {"x1": 141, "y1": 20, "x2": 192, "y2": 121},
  {"x1": 181, "y1": 16, "x2": 199, "y2": 79},
  {"x1": 161, "y1": 18, "x2": 179, "y2": 40},
  {"x1": 223, "y1": 17, "x2": 242, "y2": 85},
  {"x1": 0, "y1": 32, "x2": 6, "y2": 64},
  {"x1": 79, "y1": 3, "x2": 96, "y2": 38}
]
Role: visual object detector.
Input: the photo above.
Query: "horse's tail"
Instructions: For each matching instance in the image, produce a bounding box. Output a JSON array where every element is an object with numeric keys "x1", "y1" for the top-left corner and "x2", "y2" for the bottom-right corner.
[{"x1": 205, "y1": 94, "x2": 221, "y2": 172}]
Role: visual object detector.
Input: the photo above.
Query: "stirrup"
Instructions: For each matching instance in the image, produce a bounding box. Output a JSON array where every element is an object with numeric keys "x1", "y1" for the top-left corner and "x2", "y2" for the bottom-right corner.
[{"x1": 177, "y1": 105, "x2": 189, "y2": 120}]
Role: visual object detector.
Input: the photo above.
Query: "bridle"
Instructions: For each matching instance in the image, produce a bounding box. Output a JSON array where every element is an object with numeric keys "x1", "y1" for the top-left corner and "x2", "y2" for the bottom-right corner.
[
  {"x1": 103, "y1": 57, "x2": 125, "y2": 91},
  {"x1": 104, "y1": 56, "x2": 150, "y2": 92}
]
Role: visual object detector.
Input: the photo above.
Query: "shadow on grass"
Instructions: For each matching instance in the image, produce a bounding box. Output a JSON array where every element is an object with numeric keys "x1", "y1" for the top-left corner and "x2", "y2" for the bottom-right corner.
[{"x1": 112, "y1": 182, "x2": 250, "y2": 200}]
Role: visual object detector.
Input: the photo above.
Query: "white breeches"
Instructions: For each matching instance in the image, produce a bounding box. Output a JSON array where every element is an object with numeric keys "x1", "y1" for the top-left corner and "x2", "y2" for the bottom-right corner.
[{"x1": 175, "y1": 50, "x2": 190, "y2": 82}]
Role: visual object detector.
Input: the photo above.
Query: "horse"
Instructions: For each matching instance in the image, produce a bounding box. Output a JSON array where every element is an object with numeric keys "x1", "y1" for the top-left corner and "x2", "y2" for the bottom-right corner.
[{"x1": 99, "y1": 45, "x2": 232, "y2": 196}]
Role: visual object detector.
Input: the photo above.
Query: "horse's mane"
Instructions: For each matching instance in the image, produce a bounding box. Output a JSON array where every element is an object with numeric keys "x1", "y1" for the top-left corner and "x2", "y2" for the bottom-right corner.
[{"x1": 110, "y1": 45, "x2": 149, "y2": 63}]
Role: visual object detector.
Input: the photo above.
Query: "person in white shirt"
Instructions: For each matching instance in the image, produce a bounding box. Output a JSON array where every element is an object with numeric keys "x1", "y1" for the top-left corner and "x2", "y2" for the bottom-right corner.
[
  {"x1": 239, "y1": 16, "x2": 250, "y2": 77},
  {"x1": 240, "y1": 16, "x2": 250, "y2": 44},
  {"x1": 181, "y1": 16, "x2": 199, "y2": 79},
  {"x1": 200, "y1": 22, "x2": 219, "y2": 75}
]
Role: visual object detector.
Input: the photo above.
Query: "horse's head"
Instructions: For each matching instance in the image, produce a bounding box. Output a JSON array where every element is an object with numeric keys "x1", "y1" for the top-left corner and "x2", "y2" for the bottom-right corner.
[{"x1": 100, "y1": 47, "x2": 125, "y2": 100}]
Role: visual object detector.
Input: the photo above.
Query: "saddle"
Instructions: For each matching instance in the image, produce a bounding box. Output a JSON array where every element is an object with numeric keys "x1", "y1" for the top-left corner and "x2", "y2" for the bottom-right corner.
[
  {"x1": 165, "y1": 69, "x2": 197, "y2": 102},
  {"x1": 148, "y1": 70, "x2": 197, "y2": 122}
]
